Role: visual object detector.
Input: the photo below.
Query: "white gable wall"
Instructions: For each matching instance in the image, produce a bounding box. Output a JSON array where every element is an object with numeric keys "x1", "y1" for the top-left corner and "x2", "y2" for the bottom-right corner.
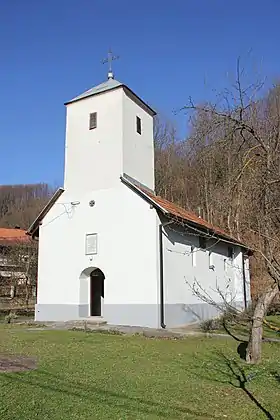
[{"x1": 36, "y1": 182, "x2": 159, "y2": 327}]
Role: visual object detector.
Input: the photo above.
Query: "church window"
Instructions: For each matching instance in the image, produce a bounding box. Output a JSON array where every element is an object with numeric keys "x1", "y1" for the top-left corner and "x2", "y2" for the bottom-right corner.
[
  {"x1": 89, "y1": 112, "x2": 97, "y2": 130},
  {"x1": 136, "y1": 116, "x2": 142, "y2": 134}
]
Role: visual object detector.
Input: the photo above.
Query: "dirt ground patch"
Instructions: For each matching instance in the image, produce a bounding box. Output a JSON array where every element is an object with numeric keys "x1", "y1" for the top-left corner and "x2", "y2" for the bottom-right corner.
[{"x1": 0, "y1": 355, "x2": 37, "y2": 373}]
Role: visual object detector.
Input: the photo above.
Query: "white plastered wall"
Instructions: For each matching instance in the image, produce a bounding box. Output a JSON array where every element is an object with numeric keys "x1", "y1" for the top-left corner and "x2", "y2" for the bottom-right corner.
[
  {"x1": 162, "y1": 225, "x2": 247, "y2": 327},
  {"x1": 36, "y1": 182, "x2": 159, "y2": 327}
]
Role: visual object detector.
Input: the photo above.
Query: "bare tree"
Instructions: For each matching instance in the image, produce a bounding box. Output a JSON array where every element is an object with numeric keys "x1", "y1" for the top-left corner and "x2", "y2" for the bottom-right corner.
[
  {"x1": 0, "y1": 183, "x2": 54, "y2": 229},
  {"x1": 0, "y1": 240, "x2": 38, "y2": 311},
  {"x1": 180, "y1": 59, "x2": 280, "y2": 363}
]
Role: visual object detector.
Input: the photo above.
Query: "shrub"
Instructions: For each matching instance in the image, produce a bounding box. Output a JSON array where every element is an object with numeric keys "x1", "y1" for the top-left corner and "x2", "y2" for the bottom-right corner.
[
  {"x1": 5, "y1": 312, "x2": 18, "y2": 324},
  {"x1": 220, "y1": 307, "x2": 239, "y2": 325},
  {"x1": 267, "y1": 302, "x2": 280, "y2": 316},
  {"x1": 200, "y1": 318, "x2": 221, "y2": 332}
]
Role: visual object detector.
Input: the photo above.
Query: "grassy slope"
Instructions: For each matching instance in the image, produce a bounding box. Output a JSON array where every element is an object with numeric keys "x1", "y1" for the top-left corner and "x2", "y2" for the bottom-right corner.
[{"x1": 0, "y1": 326, "x2": 279, "y2": 420}]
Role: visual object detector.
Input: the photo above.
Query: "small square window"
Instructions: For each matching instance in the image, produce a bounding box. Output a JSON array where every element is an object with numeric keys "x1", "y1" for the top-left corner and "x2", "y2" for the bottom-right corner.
[
  {"x1": 89, "y1": 112, "x2": 97, "y2": 130},
  {"x1": 199, "y1": 236, "x2": 207, "y2": 249},
  {"x1": 136, "y1": 116, "x2": 141, "y2": 134}
]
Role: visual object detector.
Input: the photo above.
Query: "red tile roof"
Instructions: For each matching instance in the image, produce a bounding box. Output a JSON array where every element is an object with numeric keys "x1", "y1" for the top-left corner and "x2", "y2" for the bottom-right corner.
[
  {"x1": 0, "y1": 228, "x2": 30, "y2": 246},
  {"x1": 144, "y1": 189, "x2": 232, "y2": 238},
  {"x1": 121, "y1": 175, "x2": 246, "y2": 245},
  {"x1": 137, "y1": 187, "x2": 247, "y2": 247}
]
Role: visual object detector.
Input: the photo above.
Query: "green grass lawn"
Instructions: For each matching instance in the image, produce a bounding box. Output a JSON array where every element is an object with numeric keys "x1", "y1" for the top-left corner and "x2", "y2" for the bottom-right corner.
[
  {"x1": 210, "y1": 315, "x2": 280, "y2": 340},
  {"x1": 0, "y1": 326, "x2": 280, "y2": 419}
]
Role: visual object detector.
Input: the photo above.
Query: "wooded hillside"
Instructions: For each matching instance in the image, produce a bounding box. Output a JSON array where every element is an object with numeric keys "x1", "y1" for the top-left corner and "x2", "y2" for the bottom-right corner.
[
  {"x1": 0, "y1": 184, "x2": 54, "y2": 230},
  {"x1": 155, "y1": 68, "x2": 280, "y2": 303}
]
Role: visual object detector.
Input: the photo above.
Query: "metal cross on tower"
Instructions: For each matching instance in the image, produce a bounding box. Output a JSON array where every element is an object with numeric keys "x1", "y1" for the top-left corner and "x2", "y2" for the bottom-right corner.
[{"x1": 102, "y1": 49, "x2": 119, "y2": 80}]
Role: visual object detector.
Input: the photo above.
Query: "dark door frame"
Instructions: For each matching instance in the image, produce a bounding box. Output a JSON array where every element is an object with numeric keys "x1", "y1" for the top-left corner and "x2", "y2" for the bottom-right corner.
[{"x1": 90, "y1": 268, "x2": 105, "y2": 316}]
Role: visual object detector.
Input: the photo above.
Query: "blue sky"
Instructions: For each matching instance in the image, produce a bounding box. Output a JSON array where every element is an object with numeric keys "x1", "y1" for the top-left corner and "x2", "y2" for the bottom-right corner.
[{"x1": 0, "y1": 0, "x2": 279, "y2": 186}]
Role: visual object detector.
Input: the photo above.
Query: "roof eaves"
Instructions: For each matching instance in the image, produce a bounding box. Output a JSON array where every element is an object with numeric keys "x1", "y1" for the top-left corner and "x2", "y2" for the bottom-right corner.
[
  {"x1": 64, "y1": 83, "x2": 123, "y2": 106},
  {"x1": 177, "y1": 217, "x2": 250, "y2": 250},
  {"x1": 120, "y1": 176, "x2": 168, "y2": 215},
  {"x1": 121, "y1": 176, "x2": 250, "y2": 251},
  {"x1": 27, "y1": 187, "x2": 64, "y2": 237},
  {"x1": 122, "y1": 86, "x2": 156, "y2": 117},
  {"x1": 64, "y1": 82, "x2": 157, "y2": 117}
]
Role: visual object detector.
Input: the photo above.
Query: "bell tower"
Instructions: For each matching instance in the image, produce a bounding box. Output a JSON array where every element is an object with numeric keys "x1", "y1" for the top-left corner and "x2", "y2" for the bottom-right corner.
[{"x1": 63, "y1": 52, "x2": 156, "y2": 196}]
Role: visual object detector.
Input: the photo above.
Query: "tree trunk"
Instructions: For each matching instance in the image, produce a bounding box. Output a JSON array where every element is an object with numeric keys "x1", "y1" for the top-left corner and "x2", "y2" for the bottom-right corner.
[
  {"x1": 25, "y1": 279, "x2": 30, "y2": 308},
  {"x1": 246, "y1": 285, "x2": 278, "y2": 364}
]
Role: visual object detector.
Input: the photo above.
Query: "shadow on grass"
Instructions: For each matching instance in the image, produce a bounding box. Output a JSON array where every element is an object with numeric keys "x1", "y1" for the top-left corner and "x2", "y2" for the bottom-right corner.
[
  {"x1": 215, "y1": 352, "x2": 274, "y2": 420},
  {"x1": 271, "y1": 371, "x2": 280, "y2": 384},
  {"x1": 179, "y1": 350, "x2": 275, "y2": 420},
  {"x1": 2, "y1": 369, "x2": 218, "y2": 419},
  {"x1": 222, "y1": 320, "x2": 248, "y2": 361},
  {"x1": 222, "y1": 320, "x2": 245, "y2": 343}
]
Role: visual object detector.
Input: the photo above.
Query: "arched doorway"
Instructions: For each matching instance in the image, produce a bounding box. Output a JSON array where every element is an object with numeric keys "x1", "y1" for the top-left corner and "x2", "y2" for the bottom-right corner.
[{"x1": 90, "y1": 268, "x2": 105, "y2": 316}]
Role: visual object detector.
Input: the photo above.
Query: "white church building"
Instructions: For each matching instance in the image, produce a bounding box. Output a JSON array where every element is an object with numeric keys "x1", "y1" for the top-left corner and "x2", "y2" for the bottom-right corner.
[{"x1": 28, "y1": 67, "x2": 251, "y2": 328}]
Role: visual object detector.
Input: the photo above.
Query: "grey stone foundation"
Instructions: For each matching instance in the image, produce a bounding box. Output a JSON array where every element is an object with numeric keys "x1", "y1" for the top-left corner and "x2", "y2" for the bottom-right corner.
[
  {"x1": 164, "y1": 303, "x2": 220, "y2": 327},
  {"x1": 35, "y1": 302, "x2": 245, "y2": 328},
  {"x1": 35, "y1": 304, "x2": 82, "y2": 322},
  {"x1": 35, "y1": 304, "x2": 159, "y2": 327},
  {"x1": 103, "y1": 305, "x2": 159, "y2": 328}
]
